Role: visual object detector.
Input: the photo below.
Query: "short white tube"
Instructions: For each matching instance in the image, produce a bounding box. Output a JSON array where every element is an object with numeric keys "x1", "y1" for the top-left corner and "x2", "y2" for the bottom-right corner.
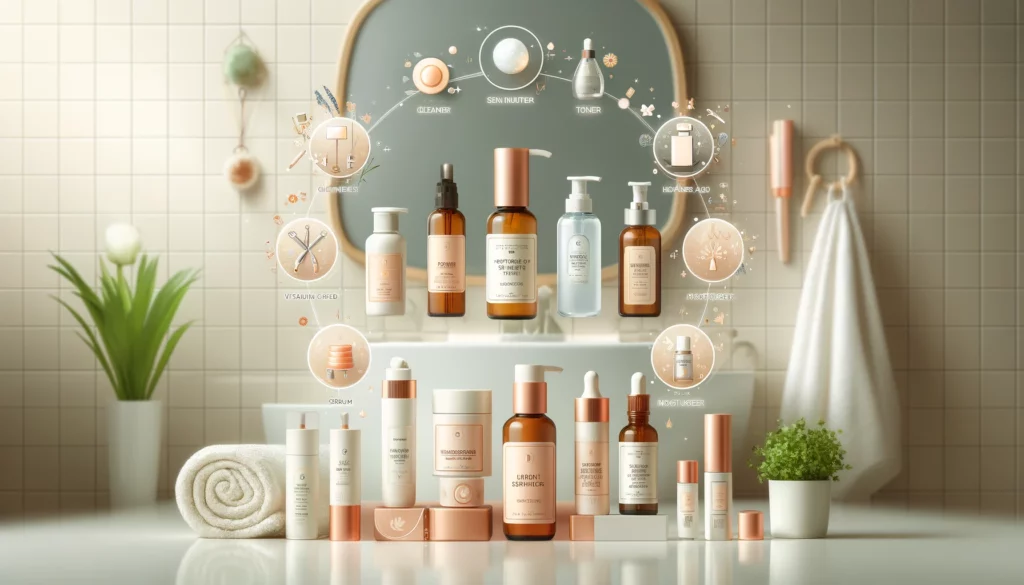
[
  {"x1": 286, "y1": 421, "x2": 320, "y2": 540},
  {"x1": 704, "y1": 472, "x2": 733, "y2": 541},
  {"x1": 381, "y1": 397, "x2": 416, "y2": 507}
]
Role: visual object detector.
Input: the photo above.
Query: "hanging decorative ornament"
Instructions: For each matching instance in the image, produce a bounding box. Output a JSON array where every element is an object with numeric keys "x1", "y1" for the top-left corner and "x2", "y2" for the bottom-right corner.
[{"x1": 222, "y1": 34, "x2": 265, "y2": 193}]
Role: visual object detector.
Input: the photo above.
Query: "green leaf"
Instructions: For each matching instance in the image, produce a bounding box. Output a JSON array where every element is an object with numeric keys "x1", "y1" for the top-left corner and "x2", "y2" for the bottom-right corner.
[
  {"x1": 748, "y1": 418, "x2": 852, "y2": 482},
  {"x1": 146, "y1": 321, "x2": 194, "y2": 399}
]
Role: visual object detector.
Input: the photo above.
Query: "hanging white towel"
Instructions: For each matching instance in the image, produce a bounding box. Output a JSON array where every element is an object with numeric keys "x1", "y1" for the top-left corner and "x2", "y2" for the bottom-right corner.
[{"x1": 781, "y1": 182, "x2": 901, "y2": 501}]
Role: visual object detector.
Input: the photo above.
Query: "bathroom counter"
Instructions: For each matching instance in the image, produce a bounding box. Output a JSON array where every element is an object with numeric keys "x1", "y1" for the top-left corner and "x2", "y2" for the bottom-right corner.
[{"x1": 1, "y1": 501, "x2": 1022, "y2": 584}]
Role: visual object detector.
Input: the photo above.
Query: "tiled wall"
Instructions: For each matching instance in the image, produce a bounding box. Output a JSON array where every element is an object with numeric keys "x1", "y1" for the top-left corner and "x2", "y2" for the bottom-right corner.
[{"x1": 0, "y1": 0, "x2": 1021, "y2": 518}]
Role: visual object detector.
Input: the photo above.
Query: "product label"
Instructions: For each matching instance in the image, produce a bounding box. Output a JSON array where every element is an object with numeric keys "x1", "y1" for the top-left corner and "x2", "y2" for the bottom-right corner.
[
  {"x1": 486, "y1": 234, "x2": 537, "y2": 303},
  {"x1": 287, "y1": 460, "x2": 316, "y2": 527},
  {"x1": 678, "y1": 484, "x2": 696, "y2": 535},
  {"x1": 427, "y1": 235, "x2": 466, "y2": 293},
  {"x1": 434, "y1": 424, "x2": 483, "y2": 473},
  {"x1": 330, "y1": 442, "x2": 359, "y2": 505},
  {"x1": 682, "y1": 489, "x2": 696, "y2": 513},
  {"x1": 566, "y1": 235, "x2": 591, "y2": 284},
  {"x1": 674, "y1": 354, "x2": 693, "y2": 383},
  {"x1": 712, "y1": 481, "x2": 728, "y2": 511},
  {"x1": 368, "y1": 253, "x2": 403, "y2": 303},
  {"x1": 618, "y1": 442, "x2": 658, "y2": 505},
  {"x1": 575, "y1": 441, "x2": 608, "y2": 496},
  {"x1": 623, "y1": 246, "x2": 656, "y2": 305},
  {"x1": 503, "y1": 442, "x2": 555, "y2": 524},
  {"x1": 386, "y1": 426, "x2": 413, "y2": 485}
]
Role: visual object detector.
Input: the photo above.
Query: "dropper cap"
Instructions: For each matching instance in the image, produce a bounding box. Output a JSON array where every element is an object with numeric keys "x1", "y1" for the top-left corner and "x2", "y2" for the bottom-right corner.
[
  {"x1": 627, "y1": 372, "x2": 650, "y2": 414},
  {"x1": 582, "y1": 38, "x2": 595, "y2": 59},
  {"x1": 575, "y1": 371, "x2": 609, "y2": 422},
  {"x1": 624, "y1": 182, "x2": 656, "y2": 226},
  {"x1": 435, "y1": 163, "x2": 458, "y2": 209},
  {"x1": 566, "y1": 176, "x2": 600, "y2": 213},
  {"x1": 383, "y1": 357, "x2": 416, "y2": 398},
  {"x1": 371, "y1": 207, "x2": 408, "y2": 233}
]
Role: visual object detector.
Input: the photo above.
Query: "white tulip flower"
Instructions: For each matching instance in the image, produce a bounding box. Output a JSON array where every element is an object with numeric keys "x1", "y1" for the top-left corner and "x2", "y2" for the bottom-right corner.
[{"x1": 104, "y1": 223, "x2": 142, "y2": 266}]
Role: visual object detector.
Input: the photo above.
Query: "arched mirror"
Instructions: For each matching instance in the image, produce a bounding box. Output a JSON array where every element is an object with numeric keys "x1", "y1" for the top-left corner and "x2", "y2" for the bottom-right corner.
[{"x1": 328, "y1": 0, "x2": 688, "y2": 285}]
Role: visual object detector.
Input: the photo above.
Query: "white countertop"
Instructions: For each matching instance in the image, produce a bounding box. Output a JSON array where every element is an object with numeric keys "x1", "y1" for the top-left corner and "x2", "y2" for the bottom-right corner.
[{"x1": 1, "y1": 502, "x2": 1023, "y2": 584}]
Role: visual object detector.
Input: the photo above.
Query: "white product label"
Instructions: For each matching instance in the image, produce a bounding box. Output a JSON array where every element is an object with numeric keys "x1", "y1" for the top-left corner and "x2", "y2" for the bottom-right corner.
[
  {"x1": 566, "y1": 234, "x2": 590, "y2": 284},
  {"x1": 618, "y1": 442, "x2": 658, "y2": 505},
  {"x1": 330, "y1": 443, "x2": 359, "y2": 505},
  {"x1": 427, "y1": 235, "x2": 466, "y2": 293},
  {"x1": 486, "y1": 234, "x2": 537, "y2": 303},
  {"x1": 674, "y1": 353, "x2": 693, "y2": 382},
  {"x1": 623, "y1": 246, "x2": 656, "y2": 305},
  {"x1": 386, "y1": 426, "x2": 413, "y2": 485},
  {"x1": 677, "y1": 483, "x2": 697, "y2": 538}
]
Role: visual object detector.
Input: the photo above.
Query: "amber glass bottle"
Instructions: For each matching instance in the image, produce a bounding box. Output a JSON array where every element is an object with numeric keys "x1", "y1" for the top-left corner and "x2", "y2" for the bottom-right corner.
[
  {"x1": 486, "y1": 148, "x2": 551, "y2": 320},
  {"x1": 502, "y1": 365, "x2": 562, "y2": 540},
  {"x1": 618, "y1": 373, "x2": 659, "y2": 515},
  {"x1": 618, "y1": 182, "x2": 661, "y2": 317},
  {"x1": 427, "y1": 163, "x2": 466, "y2": 317}
]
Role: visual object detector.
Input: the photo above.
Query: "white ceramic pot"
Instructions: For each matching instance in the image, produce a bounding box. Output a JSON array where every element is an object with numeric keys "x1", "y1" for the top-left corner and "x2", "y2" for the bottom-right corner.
[
  {"x1": 768, "y1": 480, "x2": 831, "y2": 538},
  {"x1": 108, "y1": 400, "x2": 163, "y2": 508}
]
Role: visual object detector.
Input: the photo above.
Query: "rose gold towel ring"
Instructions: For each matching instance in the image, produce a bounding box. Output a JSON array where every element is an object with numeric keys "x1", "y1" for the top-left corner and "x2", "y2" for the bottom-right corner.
[{"x1": 801, "y1": 135, "x2": 859, "y2": 217}]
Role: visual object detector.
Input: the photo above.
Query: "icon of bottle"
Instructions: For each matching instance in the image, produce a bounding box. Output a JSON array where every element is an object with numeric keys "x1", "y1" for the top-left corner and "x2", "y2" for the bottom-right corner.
[
  {"x1": 671, "y1": 123, "x2": 694, "y2": 167},
  {"x1": 572, "y1": 38, "x2": 604, "y2": 100}
]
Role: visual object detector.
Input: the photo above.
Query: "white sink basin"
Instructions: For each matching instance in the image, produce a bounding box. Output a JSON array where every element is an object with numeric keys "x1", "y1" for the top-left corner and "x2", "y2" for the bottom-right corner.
[{"x1": 263, "y1": 341, "x2": 754, "y2": 504}]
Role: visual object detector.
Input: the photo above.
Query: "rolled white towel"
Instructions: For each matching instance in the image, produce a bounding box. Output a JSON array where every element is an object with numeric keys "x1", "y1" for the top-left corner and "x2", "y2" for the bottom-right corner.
[{"x1": 174, "y1": 444, "x2": 330, "y2": 538}]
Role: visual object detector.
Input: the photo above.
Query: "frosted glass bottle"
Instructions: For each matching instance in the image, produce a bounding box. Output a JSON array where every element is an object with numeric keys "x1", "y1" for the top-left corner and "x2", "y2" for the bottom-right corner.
[{"x1": 557, "y1": 176, "x2": 602, "y2": 317}]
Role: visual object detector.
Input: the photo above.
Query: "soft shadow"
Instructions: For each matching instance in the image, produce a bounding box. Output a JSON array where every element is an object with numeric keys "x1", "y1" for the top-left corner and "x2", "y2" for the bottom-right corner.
[{"x1": 820, "y1": 532, "x2": 946, "y2": 540}]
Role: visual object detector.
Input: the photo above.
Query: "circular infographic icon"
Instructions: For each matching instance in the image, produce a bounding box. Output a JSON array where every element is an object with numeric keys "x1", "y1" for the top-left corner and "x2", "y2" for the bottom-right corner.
[
  {"x1": 682, "y1": 218, "x2": 745, "y2": 283},
  {"x1": 652, "y1": 116, "x2": 714, "y2": 179},
  {"x1": 652, "y1": 324, "x2": 715, "y2": 390},
  {"x1": 308, "y1": 117, "x2": 371, "y2": 179},
  {"x1": 308, "y1": 324, "x2": 371, "y2": 390},
  {"x1": 276, "y1": 217, "x2": 339, "y2": 283},
  {"x1": 479, "y1": 25, "x2": 544, "y2": 91}
]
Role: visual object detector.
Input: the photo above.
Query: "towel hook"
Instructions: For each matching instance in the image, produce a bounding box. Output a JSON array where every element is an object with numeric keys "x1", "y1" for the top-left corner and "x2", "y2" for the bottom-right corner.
[{"x1": 801, "y1": 135, "x2": 859, "y2": 217}]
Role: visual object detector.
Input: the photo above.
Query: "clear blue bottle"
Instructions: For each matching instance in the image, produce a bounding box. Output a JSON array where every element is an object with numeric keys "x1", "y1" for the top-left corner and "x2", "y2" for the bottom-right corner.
[{"x1": 557, "y1": 177, "x2": 602, "y2": 317}]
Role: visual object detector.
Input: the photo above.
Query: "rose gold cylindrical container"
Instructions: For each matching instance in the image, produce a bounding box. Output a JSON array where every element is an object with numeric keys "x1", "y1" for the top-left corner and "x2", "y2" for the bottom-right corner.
[{"x1": 738, "y1": 510, "x2": 764, "y2": 540}]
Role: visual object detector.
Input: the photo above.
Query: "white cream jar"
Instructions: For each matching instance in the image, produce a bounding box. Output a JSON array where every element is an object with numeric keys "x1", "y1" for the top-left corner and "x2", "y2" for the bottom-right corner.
[{"x1": 432, "y1": 389, "x2": 492, "y2": 477}]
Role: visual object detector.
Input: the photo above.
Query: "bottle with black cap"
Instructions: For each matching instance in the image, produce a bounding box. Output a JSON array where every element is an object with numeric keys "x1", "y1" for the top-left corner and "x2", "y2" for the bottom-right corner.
[{"x1": 427, "y1": 163, "x2": 466, "y2": 316}]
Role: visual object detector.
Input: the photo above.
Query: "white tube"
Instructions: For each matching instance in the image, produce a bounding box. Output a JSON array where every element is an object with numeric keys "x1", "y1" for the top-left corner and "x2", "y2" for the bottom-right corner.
[
  {"x1": 381, "y1": 398, "x2": 415, "y2": 507},
  {"x1": 286, "y1": 415, "x2": 319, "y2": 540},
  {"x1": 676, "y1": 481, "x2": 698, "y2": 539},
  {"x1": 329, "y1": 415, "x2": 361, "y2": 541},
  {"x1": 704, "y1": 472, "x2": 733, "y2": 541},
  {"x1": 575, "y1": 419, "x2": 609, "y2": 515}
]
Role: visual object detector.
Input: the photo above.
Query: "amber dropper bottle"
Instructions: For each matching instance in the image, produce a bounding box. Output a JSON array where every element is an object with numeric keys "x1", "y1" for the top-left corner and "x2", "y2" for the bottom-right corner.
[
  {"x1": 427, "y1": 163, "x2": 466, "y2": 317},
  {"x1": 618, "y1": 372, "x2": 659, "y2": 515}
]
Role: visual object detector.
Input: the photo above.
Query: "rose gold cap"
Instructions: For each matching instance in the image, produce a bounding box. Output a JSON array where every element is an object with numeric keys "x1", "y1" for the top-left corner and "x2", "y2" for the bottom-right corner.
[
  {"x1": 575, "y1": 397, "x2": 608, "y2": 422},
  {"x1": 382, "y1": 380, "x2": 416, "y2": 399},
  {"x1": 512, "y1": 382, "x2": 546, "y2": 414},
  {"x1": 627, "y1": 393, "x2": 650, "y2": 414},
  {"x1": 677, "y1": 460, "x2": 698, "y2": 484},
  {"x1": 427, "y1": 506, "x2": 493, "y2": 541},
  {"x1": 569, "y1": 515, "x2": 595, "y2": 541},
  {"x1": 704, "y1": 413, "x2": 732, "y2": 473},
  {"x1": 738, "y1": 510, "x2": 764, "y2": 540},
  {"x1": 329, "y1": 505, "x2": 361, "y2": 541},
  {"x1": 494, "y1": 148, "x2": 531, "y2": 208}
]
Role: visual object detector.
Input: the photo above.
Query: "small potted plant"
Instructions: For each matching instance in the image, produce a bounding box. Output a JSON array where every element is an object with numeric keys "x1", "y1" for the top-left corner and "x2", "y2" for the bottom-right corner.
[
  {"x1": 50, "y1": 224, "x2": 199, "y2": 507},
  {"x1": 749, "y1": 418, "x2": 851, "y2": 538}
]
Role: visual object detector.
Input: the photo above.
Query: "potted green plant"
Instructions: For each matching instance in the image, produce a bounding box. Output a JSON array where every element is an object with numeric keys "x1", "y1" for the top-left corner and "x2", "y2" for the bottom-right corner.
[
  {"x1": 749, "y1": 418, "x2": 851, "y2": 538},
  {"x1": 50, "y1": 224, "x2": 199, "y2": 508}
]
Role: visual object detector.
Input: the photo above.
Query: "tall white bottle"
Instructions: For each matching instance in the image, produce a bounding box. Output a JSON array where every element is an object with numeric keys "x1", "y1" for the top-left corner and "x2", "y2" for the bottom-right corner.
[
  {"x1": 574, "y1": 371, "x2": 609, "y2": 515},
  {"x1": 286, "y1": 411, "x2": 320, "y2": 540},
  {"x1": 704, "y1": 414, "x2": 733, "y2": 541},
  {"x1": 381, "y1": 357, "x2": 416, "y2": 507},
  {"x1": 365, "y1": 207, "x2": 408, "y2": 317},
  {"x1": 329, "y1": 412, "x2": 361, "y2": 541}
]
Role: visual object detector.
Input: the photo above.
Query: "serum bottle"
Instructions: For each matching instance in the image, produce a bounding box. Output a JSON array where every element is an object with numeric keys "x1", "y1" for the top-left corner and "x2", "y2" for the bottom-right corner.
[
  {"x1": 676, "y1": 460, "x2": 698, "y2": 540},
  {"x1": 618, "y1": 373, "x2": 658, "y2": 515},
  {"x1": 365, "y1": 207, "x2": 408, "y2": 317},
  {"x1": 381, "y1": 358, "x2": 417, "y2": 508},
  {"x1": 329, "y1": 412, "x2": 361, "y2": 541},
  {"x1": 575, "y1": 371, "x2": 609, "y2": 515},
  {"x1": 704, "y1": 414, "x2": 733, "y2": 540},
  {"x1": 674, "y1": 336, "x2": 693, "y2": 386},
  {"x1": 502, "y1": 364, "x2": 562, "y2": 540},
  {"x1": 427, "y1": 163, "x2": 466, "y2": 317},
  {"x1": 618, "y1": 182, "x2": 661, "y2": 317},
  {"x1": 572, "y1": 38, "x2": 604, "y2": 100},
  {"x1": 487, "y1": 148, "x2": 552, "y2": 320},
  {"x1": 557, "y1": 176, "x2": 602, "y2": 317},
  {"x1": 286, "y1": 411, "x2": 320, "y2": 540}
]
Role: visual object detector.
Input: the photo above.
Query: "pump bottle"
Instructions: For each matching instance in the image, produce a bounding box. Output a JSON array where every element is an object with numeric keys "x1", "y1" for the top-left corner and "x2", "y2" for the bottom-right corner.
[
  {"x1": 557, "y1": 176, "x2": 602, "y2": 318},
  {"x1": 381, "y1": 357, "x2": 416, "y2": 508},
  {"x1": 427, "y1": 163, "x2": 466, "y2": 317},
  {"x1": 366, "y1": 207, "x2": 408, "y2": 317},
  {"x1": 618, "y1": 182, "x2": 661, "y2": 317},
  {"x1": 286, "y1": 411, "x2": 320, "y2": 540},
  {"x1": 575, "y1": 371, "x2": 609, "y2": 515},
  {"x1": 618, "y1": 373, "x2": 658, "y2": 515},
  {"x1": 487, "y1": 148, "x2": 552, "y2": 320},
  {"x1": 502, "y1": 364, "x2": 562, "y2": 540}
]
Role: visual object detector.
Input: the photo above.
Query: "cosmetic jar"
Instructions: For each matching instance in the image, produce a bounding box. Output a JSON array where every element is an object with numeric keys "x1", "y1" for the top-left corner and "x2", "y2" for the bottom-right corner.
[
  {"x1": 432, "y1": 389, "x2": 492, "y2": 477},
  {"x1": 439, "y1": 477, "x2": 485, "y2": 507}
]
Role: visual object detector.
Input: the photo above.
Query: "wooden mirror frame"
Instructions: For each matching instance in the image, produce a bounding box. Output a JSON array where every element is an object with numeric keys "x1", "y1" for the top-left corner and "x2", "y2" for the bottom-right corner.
[{"x1": 328, "y1": 0, "x2": 689, "y2": 287}]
